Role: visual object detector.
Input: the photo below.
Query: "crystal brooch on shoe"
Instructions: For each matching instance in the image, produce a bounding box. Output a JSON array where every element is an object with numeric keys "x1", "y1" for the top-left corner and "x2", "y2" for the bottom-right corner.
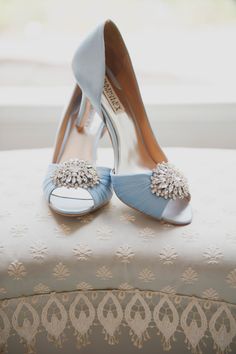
[
  {"x1": 150, "y1": 162, "x2": 190, "y2": 200},
  {"x1": 52, "y1": 159, "x2": 100, "y2": 189}
]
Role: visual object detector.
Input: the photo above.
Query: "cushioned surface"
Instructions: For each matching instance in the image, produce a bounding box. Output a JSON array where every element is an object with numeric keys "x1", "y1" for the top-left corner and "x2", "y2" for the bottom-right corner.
[{"x1": 0, "y1": 147, "x2": 236, "y2": 304}]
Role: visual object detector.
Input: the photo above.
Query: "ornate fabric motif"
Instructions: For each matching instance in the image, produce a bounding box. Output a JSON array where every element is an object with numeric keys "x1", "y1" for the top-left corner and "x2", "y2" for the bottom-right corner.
[{"x1": 0, "y1": 290, "x2": 236, "y2": 354}]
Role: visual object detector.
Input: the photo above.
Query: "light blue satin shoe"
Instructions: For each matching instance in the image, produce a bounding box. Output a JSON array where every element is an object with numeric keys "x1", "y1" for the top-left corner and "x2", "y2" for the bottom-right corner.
[
  {"x1": 43, "y1": 84, "x2": 113, "y2": 216},
  {"x1": 71, "y1": 19, "x2": 192, "y2": 225}
]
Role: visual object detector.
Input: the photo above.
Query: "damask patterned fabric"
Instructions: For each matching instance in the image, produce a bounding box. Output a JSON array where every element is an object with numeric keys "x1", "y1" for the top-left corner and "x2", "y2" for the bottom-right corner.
[
  {"x1": 0, "y1": 147, "x2": 236, "y2": 353},
  {"x1": 1, "y1": 289, "x2": 236, "y2": 354},
  {"x1": 0, "y1": 147, "x2": 236, "y2": 304}
]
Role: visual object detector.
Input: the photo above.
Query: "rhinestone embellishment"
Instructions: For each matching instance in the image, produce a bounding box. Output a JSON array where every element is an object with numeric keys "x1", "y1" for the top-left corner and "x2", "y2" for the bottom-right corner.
[
  {"x1": 52, "y1": 159, "x2": 99, "y2": 189},
  {"x1": 150, "y1": 162, "x2": 189, "y2": 200}
]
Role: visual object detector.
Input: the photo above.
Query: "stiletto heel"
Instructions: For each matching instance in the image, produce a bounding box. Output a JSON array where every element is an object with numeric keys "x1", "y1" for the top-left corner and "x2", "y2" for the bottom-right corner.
[
  {"x1": 43, "y1": 84, "x2": 113, "y2": 216},
  {"x1": 72, "y1": 20, "x2": 192, "y2": 225}
]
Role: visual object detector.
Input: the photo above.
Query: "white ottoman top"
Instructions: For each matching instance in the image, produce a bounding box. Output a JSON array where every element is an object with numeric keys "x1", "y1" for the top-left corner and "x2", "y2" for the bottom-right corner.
[{"x1": 0, "y1": 147, "x2": 236, "y2": 304}]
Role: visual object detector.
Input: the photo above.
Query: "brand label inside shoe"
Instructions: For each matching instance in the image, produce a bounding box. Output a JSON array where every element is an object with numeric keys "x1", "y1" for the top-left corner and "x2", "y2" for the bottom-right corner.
[{"x1": 103, "y1": 77, "x2": 124, "y2": 114}]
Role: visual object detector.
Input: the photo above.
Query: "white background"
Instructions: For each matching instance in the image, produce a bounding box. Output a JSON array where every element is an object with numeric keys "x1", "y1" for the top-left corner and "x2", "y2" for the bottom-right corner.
[{"x1": 1, "y1": 0, "x2": 236, "y2": 149}]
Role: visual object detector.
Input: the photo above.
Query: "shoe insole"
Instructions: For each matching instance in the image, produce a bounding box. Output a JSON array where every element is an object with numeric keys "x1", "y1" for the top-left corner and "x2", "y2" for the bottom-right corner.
[{"x1": 101, "y1": 75, "x2": 161, "y2": 174}]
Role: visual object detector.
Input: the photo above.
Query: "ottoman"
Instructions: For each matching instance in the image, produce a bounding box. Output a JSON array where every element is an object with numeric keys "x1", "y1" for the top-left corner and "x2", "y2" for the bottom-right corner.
[{"x1": 0, "y1": 147, "x2": 236, "y2": 354}]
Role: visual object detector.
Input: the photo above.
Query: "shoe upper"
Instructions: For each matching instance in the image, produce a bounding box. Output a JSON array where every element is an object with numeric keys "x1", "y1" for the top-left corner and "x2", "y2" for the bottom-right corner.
[
  {"x1": 43, "y1": 163, "x2": 113, "y2": 215},
  {"x1": 111, "y1": 166, "x2": 192, "y2": 225},
  {"x1": 43, "y1": 66, "x2": 113, "y2": 215},
  {"x1": 71, "y1": 19, "x2": 192, "y2": 224}
]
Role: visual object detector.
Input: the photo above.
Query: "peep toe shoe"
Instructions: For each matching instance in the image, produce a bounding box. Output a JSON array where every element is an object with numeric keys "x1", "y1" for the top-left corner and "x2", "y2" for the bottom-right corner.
[
  {"x1": 43, "y1": 84, "x2": 113, "y2": 216},
  {"x1": 71, "y1": 20, "x2": 192, "y2": 225}
]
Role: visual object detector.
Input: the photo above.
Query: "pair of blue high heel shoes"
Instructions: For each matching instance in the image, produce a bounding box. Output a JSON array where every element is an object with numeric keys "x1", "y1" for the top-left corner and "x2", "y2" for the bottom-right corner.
[{"x1": 43, "y1": 20, "x2": 192, "y2": 225}]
